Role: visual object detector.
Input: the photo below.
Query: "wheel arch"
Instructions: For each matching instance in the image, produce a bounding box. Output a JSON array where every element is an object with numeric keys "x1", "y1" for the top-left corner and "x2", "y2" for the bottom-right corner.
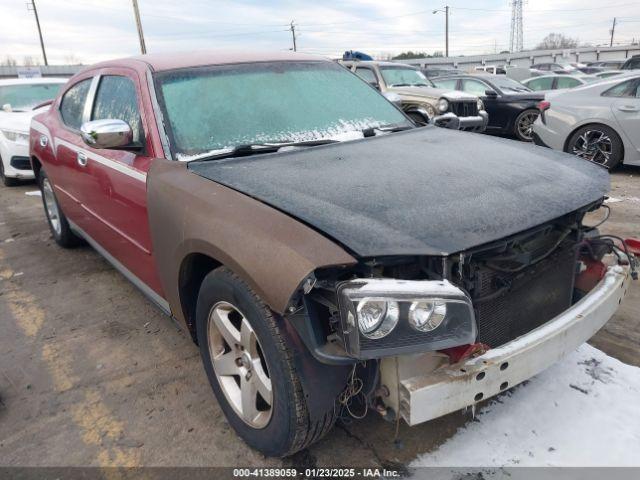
[
  {"x1": 177, "y1": 251, "x2": 222, "y2": 342},
  {"x1": 562, "y1": 122, "x2": 625, "y2": 163}
]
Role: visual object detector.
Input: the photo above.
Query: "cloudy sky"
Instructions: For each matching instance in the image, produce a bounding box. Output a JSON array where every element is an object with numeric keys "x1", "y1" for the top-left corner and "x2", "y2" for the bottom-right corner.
[{"x1": 1, "y1": 0, "x2": 640, "y2": 64}]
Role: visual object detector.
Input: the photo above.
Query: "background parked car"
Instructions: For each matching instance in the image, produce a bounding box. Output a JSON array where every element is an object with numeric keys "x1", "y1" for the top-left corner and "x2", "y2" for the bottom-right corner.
[
  {"x1": 0, "y1": 78, "x2": 67, "y2": 186},
  {"x1": 621, "y1": 55, "x2": 640, "y2": 70},
  {"x1": 588, "y1": 60, "x2": 625, "y2": 69},
  {"x1": 432, "y1": 73, "x2": 544, "y2": 141},
  {"x1": 594, "y1": 70, "x2": 625, "y2": 79},
  {"x1": 421, "y1": 65, "x2": 460, "y2": 78},
  {"x1": 474, "y1": 65, "x2": 506, "y2": 74},
  {"x1": 342, "y1": 60, "x2": 487, "y2": 130},
  {"x1": 522, "y1": 74, "x2": 600, "y2": 92},
  {"x1": 533, "y1": 73, "x2": 640, "y2": 169},
  {"x1": 531, "y1": 63, "x2": 574, "y2": 74}
]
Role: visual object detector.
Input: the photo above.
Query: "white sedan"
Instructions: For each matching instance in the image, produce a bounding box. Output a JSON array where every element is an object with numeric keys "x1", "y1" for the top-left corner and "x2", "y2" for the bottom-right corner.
[
  {"x1": 0, "y1": 77, "x2": 67, "y2": 186},
  {"x1": 532, "y1": 73, "x2": 640, "y2": 169},
  {"x1": 522, "y1": 74, "x2": 599, "y2": 92}
]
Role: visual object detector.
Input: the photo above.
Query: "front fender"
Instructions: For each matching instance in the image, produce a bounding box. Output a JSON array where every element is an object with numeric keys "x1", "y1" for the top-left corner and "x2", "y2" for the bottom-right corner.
[{"x1": 146, "y1": 159, "x2": 356, "y2": 325}]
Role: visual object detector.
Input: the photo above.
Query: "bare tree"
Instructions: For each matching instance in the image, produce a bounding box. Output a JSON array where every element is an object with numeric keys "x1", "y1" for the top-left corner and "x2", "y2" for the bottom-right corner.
[
  {"x1": 536, "y1": 33, "x2": 578, "y2": 50},
  {"x1": 1, "y1": 56, "x2": 17, "y2": 66},
  {"x1": 64, "y1": 53, "x2": 83, "y2": 65},
  {"x1": 22, "y1": 55, "x2": 38, "y2": 66}
]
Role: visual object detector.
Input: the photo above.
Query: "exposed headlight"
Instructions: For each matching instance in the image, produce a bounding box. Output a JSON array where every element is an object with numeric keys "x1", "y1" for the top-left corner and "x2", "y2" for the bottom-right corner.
[
  {"x1": 356, "y1": 299, "x2": 399, "y2": 339},
  {"x1": 409, "y1": 300, "x2": 447, "y2": 332},
  {"x1": 477, "y1": 98, "x2": 484, "y2": 111},
  {"x1": 338, "y1": 279, "x2": 476, "y2": 359},
  {"x1": 0, "y1": 129, "x2": 29, "y2": 144},
  {"x1": 437, "y1": 98, "x2": 449, "y2": 112}
]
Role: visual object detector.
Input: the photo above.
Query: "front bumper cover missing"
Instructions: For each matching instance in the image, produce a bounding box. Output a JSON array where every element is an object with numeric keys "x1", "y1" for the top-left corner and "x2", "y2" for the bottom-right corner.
[{"x1": 397, "y1": 265, "x2": 629, "y2": 426}]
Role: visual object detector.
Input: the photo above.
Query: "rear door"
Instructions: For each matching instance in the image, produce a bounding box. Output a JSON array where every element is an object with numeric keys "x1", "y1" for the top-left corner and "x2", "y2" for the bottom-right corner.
[
  {"x1": 74, "y1": 68, "x2": 164, "y2": 296},
  {"x1": 608, "y1": 78, "x2": 640, "y2": 153}
]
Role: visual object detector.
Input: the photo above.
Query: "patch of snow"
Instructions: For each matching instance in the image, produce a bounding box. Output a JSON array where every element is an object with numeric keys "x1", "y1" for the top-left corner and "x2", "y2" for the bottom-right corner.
[
  {"x1": 604, "y1": 197, "x2": 623, "y2": 204},
  {"x1": 25, "y1": 190, "x2": 41, "y2": 197},
  {"x1": 411, "y1": 344, "x2": 640, "y2": 467}
]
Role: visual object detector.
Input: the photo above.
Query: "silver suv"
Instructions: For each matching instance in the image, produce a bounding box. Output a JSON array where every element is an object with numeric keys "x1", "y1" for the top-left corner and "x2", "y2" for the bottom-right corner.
[{"x1": 341, "y1": 60, "x2": 488, "y2": 132}]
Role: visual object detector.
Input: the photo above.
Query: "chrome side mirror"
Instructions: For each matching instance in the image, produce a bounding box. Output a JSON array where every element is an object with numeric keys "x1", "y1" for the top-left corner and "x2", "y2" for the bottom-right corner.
[{"x1": 80, "y1": 119, "x2": 133, "y2": 149}]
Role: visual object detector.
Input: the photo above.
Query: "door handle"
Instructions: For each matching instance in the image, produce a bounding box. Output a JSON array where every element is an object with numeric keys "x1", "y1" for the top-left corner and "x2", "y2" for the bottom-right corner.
[
  {"x1": 77, "y1": 151, "x2": 88, "y2": 167},
  {"x1": 617, "y1": 105, "x2": 639, "y2": 112}
]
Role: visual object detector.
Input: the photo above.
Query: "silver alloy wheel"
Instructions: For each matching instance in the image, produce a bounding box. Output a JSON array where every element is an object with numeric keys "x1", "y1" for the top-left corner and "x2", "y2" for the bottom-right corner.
[
  {"x1": 571, "y1": 129, "x2": 613, "y2": 166},
  {"x1": 207, "y1": 301, "x2": 273, "y2": 429},
  {"x1": 517, "y1": 111, "x2": 539, "y2": 141},
  {"x1": 42, "y1": 178, "x2": 62, "y2": 236}
]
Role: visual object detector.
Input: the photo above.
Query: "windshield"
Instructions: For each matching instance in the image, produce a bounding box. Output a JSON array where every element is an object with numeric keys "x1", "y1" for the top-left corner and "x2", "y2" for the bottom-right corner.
[
  {"x1": 379, "y1": 66, "x2": 433, "y2": 87},
  {"x1": 490, "y1": 76, "x2": 532, "y2": 93},
  {"x1": 155, "y1": 61, "x2": 410, "y2": 159},
  {"x1": 0, "y1": 83, "x2": 64, "y2": 111}
]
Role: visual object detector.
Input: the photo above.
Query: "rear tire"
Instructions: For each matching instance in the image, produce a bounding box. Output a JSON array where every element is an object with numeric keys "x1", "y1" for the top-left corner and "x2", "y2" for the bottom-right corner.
[
  {"x1": 38, "y1": 169, "x2": 82, "y2": 248},
  {"x1": 566, "y1": 124, "x2": 623, "y2": 169},
  {"x1": 196, "y1": 267, "x2": 336, "y2": 457},
  {"x1": 0, "y1": 156, "x2": 20, "y2": 187},
  {"x1": 514, "y1": 109, "x2": 539, "y2": 142}
]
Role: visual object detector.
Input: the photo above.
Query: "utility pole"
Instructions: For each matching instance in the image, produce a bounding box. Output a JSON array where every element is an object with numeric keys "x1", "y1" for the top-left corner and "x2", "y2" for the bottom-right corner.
[
  {"x1": 290, "y1": 21, "x2": 297, "y2": 51},
  {"x1": 432, "y1": 6, "x2": 449, "y2": 57},
  {"x1": 445, "y1": 6, "x2": 449, "y2": 57},
  {"x1": 132, "y1": 0, "x2": 147, "y2": 54},
  {"x1": 27, "y1": 0, "x2": 48, "y2": 66},
  {"x1": 610, "y1": 17, "x2": 617, "y2": 47}
]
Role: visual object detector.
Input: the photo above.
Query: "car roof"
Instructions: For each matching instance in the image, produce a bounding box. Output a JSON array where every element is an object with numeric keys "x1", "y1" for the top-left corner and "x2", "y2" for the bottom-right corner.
[
  {"x1": 85, "y1": 50, "x2": 328, "y2": 73},
  {"x1": 0, "y1": 77, "x2": 68, "y2": 86},
  {"x1": 342, "y1": 60, "x2": 417, "y2": 68}
]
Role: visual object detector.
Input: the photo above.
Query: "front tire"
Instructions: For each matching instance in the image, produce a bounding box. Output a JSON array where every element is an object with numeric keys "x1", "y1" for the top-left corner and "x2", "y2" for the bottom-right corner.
[
  {"x1": 38, "y1": 169, "x2": 82, "y2": 247},
  {"x1": 0, "y1": 156, "x2": 20, "y2": 187},
  {"x1": 566, "y1": 124, "x2": 623, "y2": 169},
  {"x1": 196, "y1": 267, "x2": 336, "y2": 457},
  {"x1": 514, "y1": 109, "x2": 539, "y2": 142}
]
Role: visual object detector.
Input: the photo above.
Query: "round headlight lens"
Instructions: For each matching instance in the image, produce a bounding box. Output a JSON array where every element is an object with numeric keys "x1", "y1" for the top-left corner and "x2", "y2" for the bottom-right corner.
[
  {"x1": 356, "y1": 299, "x2": 399, "y2": 339},
  {"x1": 477, "y1": 98, "x2": 484, "y2": 111},
  {"x1": 437, "y1": 98, "x2": 449, "y2": 112},
  {"x1": 409, "y1": 300, "x2": 447, "y2": 332}
]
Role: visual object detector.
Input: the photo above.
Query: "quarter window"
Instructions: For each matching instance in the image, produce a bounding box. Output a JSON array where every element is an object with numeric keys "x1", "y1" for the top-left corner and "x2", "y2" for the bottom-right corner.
[
  {"x1": 91, "y1": 75, "x2": 144, "y2": 144},
  {"x1": 602, "y1": 79, "x2": 638, "y2": 98},
  {"x1": 59, "y1": 79, "x2": 92, "y2": 129}
]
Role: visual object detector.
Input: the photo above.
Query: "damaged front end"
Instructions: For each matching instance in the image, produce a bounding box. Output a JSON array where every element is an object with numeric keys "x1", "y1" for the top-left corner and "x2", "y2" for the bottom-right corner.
[{"x1": 286, "y1": 201, "x2": 635, "y2": 424}]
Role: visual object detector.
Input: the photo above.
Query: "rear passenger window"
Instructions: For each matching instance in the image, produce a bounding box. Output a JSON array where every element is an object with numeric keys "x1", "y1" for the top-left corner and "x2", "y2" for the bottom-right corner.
[
  {"x1": 91, "y1": 76, "x2": 143, "y2": 144},
  {"x1": 556, "y1": 77, "x2": 581, "y2": 89},
  {"x1": 355, "y1": 68, "x2": 377, "y2": 85},
  {"x1": 527, "y1": 77, "x2": 553, "y2": 91},
  {"x1": 59, "y1": 79, "x2": 92, "y2": 129},
  {"x1": 433, "y1": 78, "x2": 458, "y2": 89}
]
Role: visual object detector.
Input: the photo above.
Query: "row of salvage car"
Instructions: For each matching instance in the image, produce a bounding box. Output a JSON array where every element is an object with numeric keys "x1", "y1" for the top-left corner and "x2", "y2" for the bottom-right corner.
[{"x1": 340, "y1": 59, "x2": 640, "y2": 168}]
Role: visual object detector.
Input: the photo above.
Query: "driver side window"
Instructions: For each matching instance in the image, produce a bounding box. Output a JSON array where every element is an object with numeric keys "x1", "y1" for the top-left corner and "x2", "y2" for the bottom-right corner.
[
  {"x1": 462, "y1": 79, "x2": 487, "y2": 96},
  {"x1": 91, "y1": 75, "x2": 144, "y2": 144}
]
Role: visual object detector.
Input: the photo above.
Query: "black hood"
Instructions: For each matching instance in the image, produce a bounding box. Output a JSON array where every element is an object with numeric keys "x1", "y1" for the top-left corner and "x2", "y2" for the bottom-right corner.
[
  {"x1": 500, "y1": 91, "x2": 545, "y2": 101},
  {"x1": 189, "y1": 127, "x2": 609, "y2": 257}
]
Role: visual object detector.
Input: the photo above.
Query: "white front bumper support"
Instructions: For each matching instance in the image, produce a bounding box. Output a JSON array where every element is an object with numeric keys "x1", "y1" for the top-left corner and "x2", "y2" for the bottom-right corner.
[{"x1": 398, "y1": 265, "x2": 629, "y2": 426}]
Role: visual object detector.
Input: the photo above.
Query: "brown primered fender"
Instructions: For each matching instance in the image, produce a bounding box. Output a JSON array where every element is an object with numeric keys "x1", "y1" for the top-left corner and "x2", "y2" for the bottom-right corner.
[{"x1": 146, "y1": 158, "x2": 357, "y2": 328}]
